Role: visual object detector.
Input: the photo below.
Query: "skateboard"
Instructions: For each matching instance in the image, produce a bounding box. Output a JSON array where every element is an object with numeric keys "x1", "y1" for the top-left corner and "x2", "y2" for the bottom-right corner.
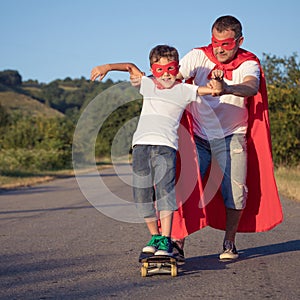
[{"x1": 139, "y1": 252, "x2": 178, "y2": 277}]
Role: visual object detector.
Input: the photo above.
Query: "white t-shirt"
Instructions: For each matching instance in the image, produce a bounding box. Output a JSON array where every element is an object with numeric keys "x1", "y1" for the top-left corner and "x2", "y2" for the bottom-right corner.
[
  {"x1": 132, "y1": 76, "x2": 199, "y2": 149},
  {"x1": 179, "y1": 48, "x2": 260, "y2": 139}
]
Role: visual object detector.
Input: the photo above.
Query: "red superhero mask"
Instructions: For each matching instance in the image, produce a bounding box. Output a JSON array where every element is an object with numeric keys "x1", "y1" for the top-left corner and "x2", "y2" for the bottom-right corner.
[
  {"x1": 211, "y1": 36, "x2": 238, "y2": 50},
  {"x1": 151, "y1": 61, "x2": 179, "y2": 77}
]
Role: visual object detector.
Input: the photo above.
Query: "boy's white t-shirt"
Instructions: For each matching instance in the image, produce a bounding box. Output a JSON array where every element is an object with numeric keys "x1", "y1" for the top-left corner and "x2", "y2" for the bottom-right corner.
[
  {"x1": 132, "y1": 76, "x2": 199, "y2": 150},
  {"x1": 179, "y1": 48, "x2": 260, "y2": 139}
]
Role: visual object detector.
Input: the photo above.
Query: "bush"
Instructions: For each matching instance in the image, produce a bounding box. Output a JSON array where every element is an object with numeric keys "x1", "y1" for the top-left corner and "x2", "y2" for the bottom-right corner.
[
  {"x1": 262, "y1": 53, "x2": 300, "y2": 166},
  {"x1": 0, "y1": 148, "x2": 71, "y2": 172},
  {"x1": 0, "y1": 116, "x2": 74, "y2": 172}
]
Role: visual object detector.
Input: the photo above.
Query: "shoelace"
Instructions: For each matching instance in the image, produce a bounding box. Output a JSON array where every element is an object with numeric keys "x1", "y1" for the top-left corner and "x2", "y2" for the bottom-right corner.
[
  {"x1": 149, "y1": 235, "x2": 162, "y2": 246},
  {"x1": 224, "y1": 240, "x2": 234, "y2": 251},
  {"x1": 160, "y1": 237, "x2": 170, "y2": 248}
]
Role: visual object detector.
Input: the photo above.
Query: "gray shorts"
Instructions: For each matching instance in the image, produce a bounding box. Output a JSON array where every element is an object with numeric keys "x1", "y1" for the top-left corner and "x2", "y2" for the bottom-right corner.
[
  {"x1": 132, "y1": 145, "x2": 177, "y2": 218},
  {"x1": 195, "y1": 134, "x2": 248, "y2": 209}
]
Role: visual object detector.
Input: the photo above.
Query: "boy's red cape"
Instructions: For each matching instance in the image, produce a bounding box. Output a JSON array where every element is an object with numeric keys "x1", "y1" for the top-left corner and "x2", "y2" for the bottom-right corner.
[{"x1": 171, "y1": 46, "x2": 283, "y2": 239}]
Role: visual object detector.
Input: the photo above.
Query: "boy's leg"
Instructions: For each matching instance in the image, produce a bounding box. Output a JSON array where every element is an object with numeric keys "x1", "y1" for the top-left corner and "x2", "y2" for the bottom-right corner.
[
  {"x1": 159, "y1": 210, "x2": 173, "y2": 237},
  {"x1": 132, "y1": 145, "x2": 161, "y2": 253},
  {"x1": 152, "y1": 146, "x2": 177, "y2": 256},
  {"x1": 155, "y1": 210, "x2": 174, "y2": 256},
  {"x1": 144, "y1": 216, "x2": 160, "y2": 235},
  {"x1": 132, "y1": 146, "x2": 156, "y2": 218},
  {"x1": 142, "y1": 216, "x2": 162, "y2": 253}
]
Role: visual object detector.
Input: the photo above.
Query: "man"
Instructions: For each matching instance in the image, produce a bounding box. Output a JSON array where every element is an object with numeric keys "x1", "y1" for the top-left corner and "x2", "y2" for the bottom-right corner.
[{"x1": 171, "y1": 15, "x2": 283, "y2": 260}]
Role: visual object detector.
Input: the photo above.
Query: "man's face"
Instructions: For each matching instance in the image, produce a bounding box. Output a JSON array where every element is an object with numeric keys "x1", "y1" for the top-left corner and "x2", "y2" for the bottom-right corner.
[{"x1": 211, "y1": 28, "x2": 243, "y2": 63}]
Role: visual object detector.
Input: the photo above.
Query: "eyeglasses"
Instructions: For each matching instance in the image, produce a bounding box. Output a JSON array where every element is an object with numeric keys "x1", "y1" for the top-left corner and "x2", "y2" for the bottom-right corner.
[{"x1": 211, "y1": 36, "x2": 240, "y2": 50}]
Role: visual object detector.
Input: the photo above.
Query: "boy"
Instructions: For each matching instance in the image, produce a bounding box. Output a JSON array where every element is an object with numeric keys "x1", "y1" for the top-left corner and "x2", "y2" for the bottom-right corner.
[{"x1": 90, "y1": 45, "x2": 223, "y2": 256}]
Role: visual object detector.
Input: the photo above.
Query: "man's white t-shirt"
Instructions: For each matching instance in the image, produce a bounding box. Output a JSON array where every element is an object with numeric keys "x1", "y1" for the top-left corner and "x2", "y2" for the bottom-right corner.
[
  {"x1": 132, "y1": 76, "x2": 199, "y2": 150},
  {"x1": 179, "y1": 49, "x2": 260, "y2": 139}
]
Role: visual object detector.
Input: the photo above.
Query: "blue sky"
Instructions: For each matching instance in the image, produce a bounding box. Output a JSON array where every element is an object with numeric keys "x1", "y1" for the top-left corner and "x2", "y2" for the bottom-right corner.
[{"x1": 1, "y1": 0, "x2": 299, "y2": 83}]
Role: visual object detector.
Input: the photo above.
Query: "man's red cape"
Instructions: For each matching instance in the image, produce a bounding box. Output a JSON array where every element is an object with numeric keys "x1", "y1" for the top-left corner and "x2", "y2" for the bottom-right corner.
[{"x1": 171, "y1": 46, "x2": 283, "y2": 239}]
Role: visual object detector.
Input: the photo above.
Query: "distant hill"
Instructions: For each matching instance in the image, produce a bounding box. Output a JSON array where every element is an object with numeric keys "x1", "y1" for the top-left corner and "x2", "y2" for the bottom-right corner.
[
  {"x1": 0, "y1": 91, "x2": 64, "y2": 118},
  {"x1": 0, "y1": 69, "x2": 121, "y2": 118}
]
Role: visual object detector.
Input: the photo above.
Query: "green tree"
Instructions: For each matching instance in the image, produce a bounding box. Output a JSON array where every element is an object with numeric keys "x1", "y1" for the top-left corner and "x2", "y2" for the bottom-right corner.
[
  {"x1": 0, "y1": 70, "x2": 22, "y2": 87},
  {"x1": 262, "y1": 53, "x2": 300, "y2": 166}
]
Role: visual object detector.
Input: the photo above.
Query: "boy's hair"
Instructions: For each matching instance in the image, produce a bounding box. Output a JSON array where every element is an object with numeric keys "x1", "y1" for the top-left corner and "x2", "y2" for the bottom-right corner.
[
  {"x1": 149, "y1": 45, "x2": 179, "y2": 66},
  {"x1": 212, "y1": 15, "x2": 243, "y2": 39}
]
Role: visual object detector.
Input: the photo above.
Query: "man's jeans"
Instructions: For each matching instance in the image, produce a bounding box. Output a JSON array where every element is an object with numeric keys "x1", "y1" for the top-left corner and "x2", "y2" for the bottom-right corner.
[{"x1": 194, "y1": 134, "x2": 248, "y2": 209}]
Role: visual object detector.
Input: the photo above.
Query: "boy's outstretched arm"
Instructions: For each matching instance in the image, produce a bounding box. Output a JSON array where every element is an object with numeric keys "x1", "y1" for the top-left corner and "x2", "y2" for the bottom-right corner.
[
  {"x1": 90, "y1": 63, "x2": 144, "y2": 81},
  {"x1": 197, "y1": 85, "x2": 223, "y2": 96}
]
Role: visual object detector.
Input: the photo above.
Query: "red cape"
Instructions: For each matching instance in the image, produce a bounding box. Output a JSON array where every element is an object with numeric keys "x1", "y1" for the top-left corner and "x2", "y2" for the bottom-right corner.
[{"x1": 171, "y1": 46, "x2": 283, "y2": 239}]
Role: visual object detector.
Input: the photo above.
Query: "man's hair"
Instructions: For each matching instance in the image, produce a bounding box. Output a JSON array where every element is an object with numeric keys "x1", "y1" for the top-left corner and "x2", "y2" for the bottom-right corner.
[
  {"x1": 212, "y1": 15, "x2": 243, "y2": 38},
  {"x1": 149, "y1": 45, "x2": 179, "y2": 66}
]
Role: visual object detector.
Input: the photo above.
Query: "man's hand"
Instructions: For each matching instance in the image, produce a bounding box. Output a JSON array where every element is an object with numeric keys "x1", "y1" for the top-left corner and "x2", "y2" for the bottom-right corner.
[
  {"x1": 211, "y1": 69, "x2": 224, "y2": 81},
  {"x1": 128, "y1": 66, "x2": 144, "y2": 87},
  {"x1": 208, "y1": 69, "x2": 224, "y2": 96}
]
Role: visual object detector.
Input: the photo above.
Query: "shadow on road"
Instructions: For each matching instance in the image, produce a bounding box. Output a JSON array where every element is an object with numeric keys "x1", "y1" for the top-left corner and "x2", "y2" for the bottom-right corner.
[
  {"x1": 181, "y1": 239, "x2": 300, "y2": 275},
  {"x1": 239, "y1": 239, "x2": 300, "y2": 259},
  {"x1": 0, "y1": 205, "x2": 93, "y2": 216}
]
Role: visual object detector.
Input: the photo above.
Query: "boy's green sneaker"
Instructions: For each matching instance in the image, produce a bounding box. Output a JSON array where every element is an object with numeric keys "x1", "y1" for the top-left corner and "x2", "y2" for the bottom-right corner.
[
  {"x1": 142, "y1": 235, "x2": 162, "y2": 254},
  {"x1": 155, "y1": 236, "x2": 173, "y2": 256}
]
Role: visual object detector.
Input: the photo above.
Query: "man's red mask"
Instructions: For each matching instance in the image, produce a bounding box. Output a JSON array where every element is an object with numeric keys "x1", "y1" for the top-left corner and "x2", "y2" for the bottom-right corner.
[
  {"x1": 211, "y1": 36, "x2": 238, "y2": 50},
  {"x1": 151, "y1": 61, "x2": 179, "y2": 77}
]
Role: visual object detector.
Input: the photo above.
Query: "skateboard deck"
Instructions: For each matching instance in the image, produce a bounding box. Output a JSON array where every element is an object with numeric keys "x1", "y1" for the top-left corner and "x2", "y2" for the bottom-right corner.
[{"x1": 139, "y1": 252, "x2": 178, "y2": 277}]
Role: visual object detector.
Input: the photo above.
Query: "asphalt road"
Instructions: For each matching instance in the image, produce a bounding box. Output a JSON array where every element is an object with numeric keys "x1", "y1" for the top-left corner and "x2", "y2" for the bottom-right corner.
[{"x1": 0, "y1": 165, "x2": 299, "y2": 300}]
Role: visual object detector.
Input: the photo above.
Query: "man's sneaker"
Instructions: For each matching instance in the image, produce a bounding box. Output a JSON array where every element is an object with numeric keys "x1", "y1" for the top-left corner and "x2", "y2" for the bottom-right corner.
[
  {"x1": 219, "y1": 240, "x2": 239, "y2": 260},
  {"x1": 142, "y1": 235, "x2": 162, "y2": 254},
  {"x1": 155, "y1": 236, "x2": 173, "y2": 256},
  {"x1": 172, "y1": 240, "x2": 185, "y2": 262}
]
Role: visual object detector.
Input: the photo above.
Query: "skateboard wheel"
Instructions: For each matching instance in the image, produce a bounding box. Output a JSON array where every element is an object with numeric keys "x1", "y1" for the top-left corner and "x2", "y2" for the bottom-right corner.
[
  {"x1": 141, "y1": 266, "x2": 147, "y2": 277},
  {"x1": 171, "y1": 264, "x2": 177, "y2": 277}
]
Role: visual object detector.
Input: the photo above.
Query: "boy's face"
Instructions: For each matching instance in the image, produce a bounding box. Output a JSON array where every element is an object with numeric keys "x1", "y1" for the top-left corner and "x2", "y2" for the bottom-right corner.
[{"x1": 151, "y1": 57, "x2": 179, "y2": 89}]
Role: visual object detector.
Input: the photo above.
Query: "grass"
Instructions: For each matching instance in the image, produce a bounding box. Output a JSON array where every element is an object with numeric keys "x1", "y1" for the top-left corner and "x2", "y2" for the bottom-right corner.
[
  {"x1": 0, "y1": 169, "x2": 76, "y2": 190},
  {"x1": 274, "y1": 166, "x2": 300, "y2": 202},
  {"x1": 0, "y1": 174, "x2": 56, "y2": 189},
  {"x1": 0, "y1": 91, "x2": 63, "y2": 118},
  {"x1": 0, "y1": 157, "x2": 113, "y2": 191}
]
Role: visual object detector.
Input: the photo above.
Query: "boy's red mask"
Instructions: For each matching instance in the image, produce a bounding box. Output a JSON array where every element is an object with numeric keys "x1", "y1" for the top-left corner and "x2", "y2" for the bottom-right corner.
[
  {"x1": 151, "y1": 61, "x2": 179, "y2": 77},
  {"x1": 211, "y1": 36, "x2": 238, "y2": 50}
]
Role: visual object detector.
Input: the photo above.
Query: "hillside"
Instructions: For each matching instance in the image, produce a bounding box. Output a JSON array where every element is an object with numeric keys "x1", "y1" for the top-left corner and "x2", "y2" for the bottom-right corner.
[{"x1": 0, "y1": 91, "x2": 64, "y2": 118}]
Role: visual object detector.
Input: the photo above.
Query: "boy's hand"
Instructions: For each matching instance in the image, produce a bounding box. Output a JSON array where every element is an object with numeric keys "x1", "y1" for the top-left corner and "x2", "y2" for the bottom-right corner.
[{"x1": 90, "y1": 64, "x2": 111, "y2": 81}]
